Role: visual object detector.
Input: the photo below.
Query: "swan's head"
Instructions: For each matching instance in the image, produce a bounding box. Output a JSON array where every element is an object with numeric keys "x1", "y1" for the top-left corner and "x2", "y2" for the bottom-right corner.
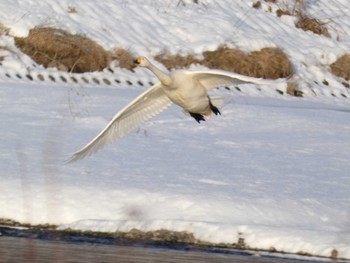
[{"x1": 134, "y1": 56, "x2": 149, "y2": 67}]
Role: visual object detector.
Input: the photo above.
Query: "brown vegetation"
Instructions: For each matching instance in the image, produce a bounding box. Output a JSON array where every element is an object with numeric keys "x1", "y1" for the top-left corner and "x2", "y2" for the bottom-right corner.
[
  {"x1": 0, "y1": 47, "x2": 7, "y2": 62},
  {"x1": 203, "y1": 48, "x2": 249, "y2": 74},
  {"x1": 111, "y1": 48, "x2": 137, "y2": 70},
  {"x1": 250, "y1": 48, "x2": 293, "y2": 78},
  {"x1": 330, "y1": 54, "x2": 350, "y2": 81},
  {"x1": 117, "y1": 228, "x2": 196, "y2": 243},
  {"x1": 155, "y1": 53, "x2": 201, "y2": 70},
  {"x1": 286, "y1": 82, "x2": 303, "y2": 97},
  {"x1": 276, "y1": 9, "x2": 291, "y2": 17},
  {"x1": 14, "y1": 27, "x2": 111, "y2": 73},
  {"x1": 295, "y1": 15, "x2": 330, "y2": 37},
  {"x1": 156, "y1": 47, "x2": 293, "y2": 79},
  {"x1": 0, "y1": 22, "x2": 9, "y2": 36},
  {"x1": 252, "y1": 1, "x2": 262, "y2": 9},
  {"x1": 67, "y1": 5, "x2": 77, "y2": 13},
  {"x1": 271, "y1": 0, "x2": 330, "y2": 37},
  {"x1": 0, "y1": 218, "x2": 56, "y2": 230}
]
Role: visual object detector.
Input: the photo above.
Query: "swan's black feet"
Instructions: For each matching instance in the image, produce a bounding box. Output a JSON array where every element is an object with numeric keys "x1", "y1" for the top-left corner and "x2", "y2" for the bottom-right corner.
[
  {"x1": 209, "y1": 100, "x2": 221, "y2": 115},
  {"x1": 189, "y1": 112, "x2": 205, "y2": 123}
]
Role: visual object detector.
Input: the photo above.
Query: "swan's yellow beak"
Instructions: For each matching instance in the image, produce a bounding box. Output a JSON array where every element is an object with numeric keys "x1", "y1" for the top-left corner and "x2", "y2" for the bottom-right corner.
[{"x1": 134, "y1": 57, "x2": 142, "y2": 64}]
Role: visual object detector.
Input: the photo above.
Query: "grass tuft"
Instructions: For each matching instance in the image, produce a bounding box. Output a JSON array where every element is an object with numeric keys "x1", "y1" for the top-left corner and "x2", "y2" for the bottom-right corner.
[
  {"x1": 156, "y1": 47, "x2": 293, "y2": 80},
  {"x1": 155, "y1": 52, "x2": 201, "y2": 70},
  {"x1": 67, "y1": 5, "x2": 78, "y2": 13},
  {"x1": 330, "y1": 54, "x2": 350, "y2": 81},
  {"x1": 272, "y1": 0, "x2": 330, "y2": 37},
  {"x1": 14, "y1": 27, "x2": 111, "y2": 73},
  {"x1": 286, "y1": 82, "x2": 303, "y2": 97},
  {"x1": 111, "y1": 48, "x2": 137, "y2": 70},
  {"x1": 0, "y1": 22, "x2": 9, "y2": 36},
  {"x1": 203, "y1": 47, "x2": 250, "y2": 75},
  {"x1": 252, "y1": 1, "x2": 262, "y2": 9},
  {"x1": 295, "y1": 15, "x2": 330, "y2": 37}
]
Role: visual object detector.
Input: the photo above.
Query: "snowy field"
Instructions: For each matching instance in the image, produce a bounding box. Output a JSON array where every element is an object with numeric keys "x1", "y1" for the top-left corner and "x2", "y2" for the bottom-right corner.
[{"x1": 1, "y1": 0, "x2": 350, "y2": 259}]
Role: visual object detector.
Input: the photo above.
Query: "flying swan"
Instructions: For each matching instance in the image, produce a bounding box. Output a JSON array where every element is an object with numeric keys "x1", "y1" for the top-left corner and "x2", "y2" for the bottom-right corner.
[{"x1": 68, "y1": 56, "x2": 277, "y2": 162}]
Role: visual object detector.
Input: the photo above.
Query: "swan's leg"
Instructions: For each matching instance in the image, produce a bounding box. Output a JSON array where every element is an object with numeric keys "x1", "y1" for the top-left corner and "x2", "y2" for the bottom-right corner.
[
  {"x1": 189, "y1": 112, "x2": 205, "y2": 123},
  {"x1": 209, "y1": 98, "x2": 221, "y2": 115}
]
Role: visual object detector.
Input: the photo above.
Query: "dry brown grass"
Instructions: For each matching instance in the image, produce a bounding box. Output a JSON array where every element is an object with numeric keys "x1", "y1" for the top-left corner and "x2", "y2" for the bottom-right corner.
[
  {"x1": 272, "y1": 0, "x2": 330, "y2": 37},
  {"x1": 330, "y1": 54, "x2": 350, "y2": 81},
  {"x1": 0, "y1": 46, "x2": 7, "y2": 62},
  {"x1": 276, "y1": 9, "x2": 291, "y2": 17},
  {"x1": 0, "y1": 22, "x2": 9, "y2": 36},
  {"x1": 67, "y1": 5, "x2": 78, "y2": 13},
  {"x1": 286, "y1": 81, "x2": 303, "y2": 97},
  {"x1": 111, "y1": 48, "x2": 136, "y2": 70},
  {"x1": 156, "y1": 47, "x2": 293, "y2": 80},
  {"x1": 155, "y1": 53, "x2": 201, "y2": 70},
  {"x1": 249, "y1": 48, "x2": 293, "y2": 78},
  {"x1": 14, "y1": 27, "x2": 111, "y2": 73},
  {"x1": 252, "y1": 1, "x2": 262, "y2": 9},
  {"x1": 203, "y1": 47, "x2": 251, "y2": 75},
  {"x1": 268, "y1": 0, "x2": 330, "y2": 37},
  {"x1": 295, "y1": 15, "x2": 330, "y2": 37}
]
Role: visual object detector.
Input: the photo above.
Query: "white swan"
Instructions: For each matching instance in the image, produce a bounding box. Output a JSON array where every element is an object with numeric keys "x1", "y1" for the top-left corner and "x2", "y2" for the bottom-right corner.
[{"x1": 68, "y1": 56, "x2": 277, "y2": 162}]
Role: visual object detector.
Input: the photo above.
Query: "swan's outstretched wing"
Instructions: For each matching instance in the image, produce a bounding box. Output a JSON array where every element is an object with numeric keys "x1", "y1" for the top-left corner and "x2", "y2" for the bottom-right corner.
[
  {"x1": 68, "y1": 83, "x2": 172, "y2": 162},
  {"x1": 186, "y1": 69, "x2": 278, "y2": 91}
]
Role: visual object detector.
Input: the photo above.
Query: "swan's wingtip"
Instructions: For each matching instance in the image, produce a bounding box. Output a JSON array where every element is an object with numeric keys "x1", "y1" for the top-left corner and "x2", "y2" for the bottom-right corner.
[
  {"x1": 64, "y1": 152, "x2": 83, "y2": 164},
  {"x1": 64, "y1": 155, "x2": 77, "y2": 164}
]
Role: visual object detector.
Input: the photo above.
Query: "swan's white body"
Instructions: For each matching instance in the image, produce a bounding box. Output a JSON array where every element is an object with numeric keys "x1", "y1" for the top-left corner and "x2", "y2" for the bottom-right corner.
[{"x1": 68, "y1": 57, "x2": 277, "y2": 162}]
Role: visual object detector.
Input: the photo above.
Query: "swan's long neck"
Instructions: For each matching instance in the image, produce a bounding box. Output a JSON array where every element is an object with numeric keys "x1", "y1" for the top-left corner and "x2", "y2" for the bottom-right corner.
[{"x1": 146, "y1": 62, "x2": 171, "y2": 86}]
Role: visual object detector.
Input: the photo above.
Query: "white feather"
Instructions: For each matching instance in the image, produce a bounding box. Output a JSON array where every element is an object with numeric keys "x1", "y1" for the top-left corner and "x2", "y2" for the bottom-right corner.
[
  {"x1": 67, "y1": 83, "x2": 171, "y2": 162},
  {"x1": 186, "y1": 69, "x2": 277, "y2": 91}
]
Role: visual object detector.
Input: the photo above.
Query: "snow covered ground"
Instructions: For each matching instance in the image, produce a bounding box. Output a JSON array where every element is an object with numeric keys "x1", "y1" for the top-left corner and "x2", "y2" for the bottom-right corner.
[{"x1": 0, "y1": 0, "x2": 350, "y2": 259}]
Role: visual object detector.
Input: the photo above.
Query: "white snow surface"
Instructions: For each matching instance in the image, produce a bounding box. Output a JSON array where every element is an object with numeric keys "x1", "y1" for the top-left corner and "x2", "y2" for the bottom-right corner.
[{"x1": 0, "y1": 0, "x2": 350, "y2": 259}]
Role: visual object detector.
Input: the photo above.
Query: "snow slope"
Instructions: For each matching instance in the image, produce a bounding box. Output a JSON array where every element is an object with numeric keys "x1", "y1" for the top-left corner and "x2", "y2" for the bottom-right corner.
[{"x1": 0, "y1": 0, "x2": 350, "y2": 259}]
